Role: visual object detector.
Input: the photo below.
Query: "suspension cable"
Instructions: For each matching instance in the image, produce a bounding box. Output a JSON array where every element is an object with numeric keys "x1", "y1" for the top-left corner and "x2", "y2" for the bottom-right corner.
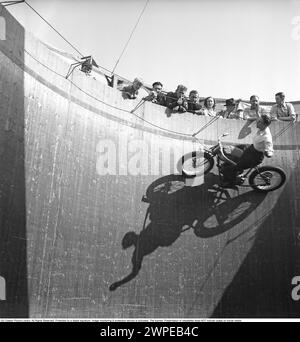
[
  {"x1": 22, "y1": 0, "x2": 150, "y2": 86},
  {"x1": 24, "y1": 0, "x2": 84, "y2": 57},
  {"x1": 0, "y1": 1, "x2": 25, "y2": 7},
  {"x1": 24, "y1": 48, "x2": 195, "y2": 139},
  {"x1": 111, "y1": 0, "x2": 150, "y2": 74}
]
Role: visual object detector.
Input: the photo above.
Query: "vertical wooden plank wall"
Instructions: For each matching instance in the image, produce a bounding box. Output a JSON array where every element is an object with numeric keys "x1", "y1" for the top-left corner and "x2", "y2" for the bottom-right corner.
[
  {"x1": 1, "y1": 4, "x2": 300, "y2": 318},
  {"x1": 0, "y1": 5, "x2": 28, "y2": 317}
]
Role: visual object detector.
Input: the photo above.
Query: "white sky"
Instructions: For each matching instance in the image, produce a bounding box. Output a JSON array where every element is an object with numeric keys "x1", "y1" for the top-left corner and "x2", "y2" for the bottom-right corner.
[{"x1": 6, "y1": 0, "x2": 300, "y2": 101}]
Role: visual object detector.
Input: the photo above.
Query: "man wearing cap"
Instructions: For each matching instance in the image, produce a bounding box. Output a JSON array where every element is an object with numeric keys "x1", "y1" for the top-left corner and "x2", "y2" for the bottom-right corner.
[
  {"x1": 218, "y1": 98, "x2": 243, "y2": 119},
  {"x1": 270, "y1": 92, "x2": 296, "y2": 122},
  {"x1": 166, "y1": 85, "x2": 188, "y2": 113}
]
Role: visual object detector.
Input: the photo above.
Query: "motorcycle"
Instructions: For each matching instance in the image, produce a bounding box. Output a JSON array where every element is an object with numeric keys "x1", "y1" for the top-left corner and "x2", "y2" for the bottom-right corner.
[{"x1": 179, "y1": 133, "x2": 286, "y2": 193}]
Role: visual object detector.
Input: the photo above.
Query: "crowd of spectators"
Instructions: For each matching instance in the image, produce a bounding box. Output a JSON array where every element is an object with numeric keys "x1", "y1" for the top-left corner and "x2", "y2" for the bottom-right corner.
[{"x1": 119, "y1": 78, "x2": 297, "y2": 122}]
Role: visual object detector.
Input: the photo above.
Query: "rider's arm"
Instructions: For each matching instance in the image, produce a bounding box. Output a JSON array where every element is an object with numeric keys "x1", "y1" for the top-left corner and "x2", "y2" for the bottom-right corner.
[{"x1": 264, "y1": 141, "x2": 274, "y2": 158}]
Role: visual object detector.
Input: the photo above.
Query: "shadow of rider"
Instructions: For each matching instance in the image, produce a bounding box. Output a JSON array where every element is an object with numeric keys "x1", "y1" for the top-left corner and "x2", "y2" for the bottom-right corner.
[{"x1": 109, "y1": 173, "x2": 266, "y2": 291}]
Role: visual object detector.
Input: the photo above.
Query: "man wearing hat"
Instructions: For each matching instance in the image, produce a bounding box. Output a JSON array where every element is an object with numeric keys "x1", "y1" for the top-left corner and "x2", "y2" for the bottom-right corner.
[{"x1": 218, "y1": 98, "x2": 243, "y2": 119}]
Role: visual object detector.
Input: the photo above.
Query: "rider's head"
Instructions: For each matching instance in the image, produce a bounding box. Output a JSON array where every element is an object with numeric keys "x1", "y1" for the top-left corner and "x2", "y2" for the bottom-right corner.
[
  {"x1": 122, "y1": 231, "x2": 138, "y2": 249},
  {"x1": 257, "y1": 114, "x2": 271, "y2": 130}
]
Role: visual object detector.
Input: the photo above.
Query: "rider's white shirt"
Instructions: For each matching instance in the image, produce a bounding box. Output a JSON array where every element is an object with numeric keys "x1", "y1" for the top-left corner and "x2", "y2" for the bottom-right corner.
[{"x1": 253, "y1": 127, "x2": 274, "y2": 155}]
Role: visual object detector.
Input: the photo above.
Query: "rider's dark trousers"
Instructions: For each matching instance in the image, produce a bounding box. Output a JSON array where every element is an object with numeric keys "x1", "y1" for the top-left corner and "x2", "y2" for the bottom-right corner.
[{"x1": 222, "y1": 144, "x2": 264, "y2": 182}]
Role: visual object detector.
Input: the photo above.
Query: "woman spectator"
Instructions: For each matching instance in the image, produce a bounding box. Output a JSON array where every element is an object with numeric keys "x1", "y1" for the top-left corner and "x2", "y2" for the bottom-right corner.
[{"x1": 200, "y1": 96, "x2": 218, "y2": 117}]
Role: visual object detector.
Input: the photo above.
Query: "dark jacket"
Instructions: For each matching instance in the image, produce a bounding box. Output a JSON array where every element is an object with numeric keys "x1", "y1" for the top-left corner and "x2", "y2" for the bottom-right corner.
[
  {"x1": 144, "y1": 91, "x2": 166, "y2": 106},
  {"x1": 166, "y1": 92, "x2": 188, "y2": 112},
  {"x1": 122, "y1": 85, "x2": 138, "y2": 99},
  {"x1": 187, "y1": 101, "x2": 202, "y2": 114}
]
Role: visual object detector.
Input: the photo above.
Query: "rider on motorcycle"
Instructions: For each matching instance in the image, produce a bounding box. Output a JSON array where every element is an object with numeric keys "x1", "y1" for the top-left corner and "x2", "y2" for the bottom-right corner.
[{"x1": 221, "y1": 114, "x2": 273, "y2": 187}]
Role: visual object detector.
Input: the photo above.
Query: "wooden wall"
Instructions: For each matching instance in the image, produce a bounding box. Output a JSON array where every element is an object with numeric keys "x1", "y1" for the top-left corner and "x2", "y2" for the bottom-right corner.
[{"x1": 1, "y1": 4, "x2": 300, "y2": 318}]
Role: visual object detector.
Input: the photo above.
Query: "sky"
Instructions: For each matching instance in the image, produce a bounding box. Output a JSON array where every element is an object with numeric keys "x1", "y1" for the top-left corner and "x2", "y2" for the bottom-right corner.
[{"x1": 5, "y1": 0, "x2": 300, "y2": 101}]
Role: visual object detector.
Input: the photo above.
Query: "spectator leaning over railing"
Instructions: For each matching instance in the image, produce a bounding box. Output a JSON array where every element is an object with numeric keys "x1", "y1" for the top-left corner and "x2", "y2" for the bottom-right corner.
[
  {"x1": 143, "y1": 81, "x2": 166, "y2": 106},
  {"x1": 166, "y1": 85, "x2": 188, "y2": 113},
  {"x1": 187, "y1": 90, "x2": 202, "y2": 115},
  {"x1": 243, "y1": 95, "x2": 268, "y2": 121},
  {"x1": 218, "y1": 98, "x2": 243, "y2": 119},
  {"x1": 270, "y1": 92, "x2": 296, "y2": 122},
  {"x1": 200, "y1": 96, "x2": 218, "y2": 117},
  {"x1": 122, "y1": 77, "x2": 144, "y2": 99}
]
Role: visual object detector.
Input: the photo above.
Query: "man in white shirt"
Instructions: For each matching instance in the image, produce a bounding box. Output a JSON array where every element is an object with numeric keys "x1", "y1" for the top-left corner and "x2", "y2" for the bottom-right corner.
[
  {"x1": 221, "y1": 114, "x2": 273, "y2": 186},
  {"x1": 270, "y1": 92, "x2": 296, "y2": 122},
  {"x1": 243, "y1": 95, "x2": 268, "y2": 121}
]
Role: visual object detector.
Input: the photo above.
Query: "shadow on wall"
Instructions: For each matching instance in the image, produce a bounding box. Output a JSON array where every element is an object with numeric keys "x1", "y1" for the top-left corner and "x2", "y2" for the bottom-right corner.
[
  {"x1": 0, "y1": 6, "x2": 28, "y2": 317},
  {"x1": 109, "y1": 173, "x2": 266, "y2": 291},
  {"x1": 238, "y1": 120, "x2": 254, "y2": 139},
  {"x1": 212, "y1": 162, "x2": 300, "y2": 318}
]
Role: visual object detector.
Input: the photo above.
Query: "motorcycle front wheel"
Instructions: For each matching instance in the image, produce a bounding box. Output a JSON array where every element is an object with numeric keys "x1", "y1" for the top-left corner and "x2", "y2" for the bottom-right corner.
[{"x1": 248, "y1": 166, "x2": 286, "y2": 192}]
